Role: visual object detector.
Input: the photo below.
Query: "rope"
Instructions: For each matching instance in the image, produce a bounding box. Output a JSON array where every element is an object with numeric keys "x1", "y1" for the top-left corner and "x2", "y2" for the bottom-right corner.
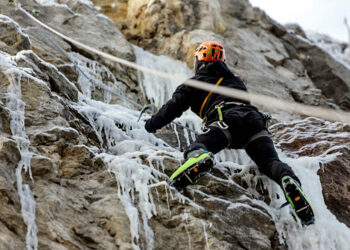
[
  {"x1": 47, "y1": 37, "x2": 143, "y2": 108},
  {"x1": 19, "y1": 5, "x2": 350, "y2": 124}
]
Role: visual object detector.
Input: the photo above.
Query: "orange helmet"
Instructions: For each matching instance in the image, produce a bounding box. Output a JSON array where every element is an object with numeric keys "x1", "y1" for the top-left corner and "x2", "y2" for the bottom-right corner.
[{"x1": 194, "y1": 41, "x2": 225, "y2": 62}]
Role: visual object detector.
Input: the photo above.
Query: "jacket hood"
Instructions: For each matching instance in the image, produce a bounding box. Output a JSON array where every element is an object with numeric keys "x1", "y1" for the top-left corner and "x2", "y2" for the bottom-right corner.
[{"x1": 195, "y1": 60, "x2": 234, "y2": 78}]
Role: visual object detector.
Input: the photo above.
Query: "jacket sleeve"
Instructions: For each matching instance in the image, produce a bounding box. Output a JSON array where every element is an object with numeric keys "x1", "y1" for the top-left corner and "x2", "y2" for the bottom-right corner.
[{"x1": 148, "y1": 84, "x2": 193, "y2": 130}]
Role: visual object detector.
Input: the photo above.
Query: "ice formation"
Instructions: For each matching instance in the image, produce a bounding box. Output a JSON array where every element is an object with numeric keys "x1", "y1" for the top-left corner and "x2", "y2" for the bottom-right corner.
[
  {"x1": 68, "y1": 52, "x2": 126, "y2": 103},
  {"x1": 2, "y1": 15, "x2": 350, "y2": 247},
  {"x1": 1, "y1": 51, "x2": 39, "y2": 250}
]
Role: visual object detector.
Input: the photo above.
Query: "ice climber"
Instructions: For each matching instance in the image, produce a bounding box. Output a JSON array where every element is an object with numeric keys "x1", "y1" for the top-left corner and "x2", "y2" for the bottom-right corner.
[{"x1": 144, "y1": 41, "x2": 314, "y2": 226}]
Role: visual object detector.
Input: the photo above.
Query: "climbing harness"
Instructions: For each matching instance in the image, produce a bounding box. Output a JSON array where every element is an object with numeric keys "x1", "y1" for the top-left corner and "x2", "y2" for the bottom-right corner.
[
  {"x1": 202, "y1": 101, "x2": 229, "y2": 131},
  {"x1": 201, "y1": 101, "x2": 272, "y2": 147},
  {"x1": 201, "y1": 101, "x2": 233, "y2": 144},
  {"x1": 202, "y1": 101, "x2": 245, "y2": 131}
]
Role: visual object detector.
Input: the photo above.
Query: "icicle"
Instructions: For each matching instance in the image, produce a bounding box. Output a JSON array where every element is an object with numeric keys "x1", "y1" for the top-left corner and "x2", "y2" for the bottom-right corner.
[
  {"x1": 3, "y1": 53, "x2": 38, "y2": 250},
  {"x1": 344, "y1": 17, "x2": 350, "y2": 48},
  {"x1": 133, "y1": 45, "x2": 202, "y2": 137},
  {"x1": 183, "y1": 126, "x2": 191, "y2": 146},
  {"x1": 182, "y1": 213, "x2": 192, "y2": 250},
  {"x1": 172, "y1": 123, "x2": 181, "y2": 150},
  {"x1": 133, "y1": 45, "x2": 193, "y2": 107},
  {"x1": 202, "y1": 221, "x2": 210, "y2": 250},
  {"x1": 68, "y1": 52, "x2": 125, "y2": 103}
]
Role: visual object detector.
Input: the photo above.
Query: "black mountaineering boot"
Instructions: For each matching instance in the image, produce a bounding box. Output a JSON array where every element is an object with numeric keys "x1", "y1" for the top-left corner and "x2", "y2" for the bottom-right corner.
[
  {"x1": 282, "y1": 176, "x2": 315, "y2": 226},
  {"x1": 169, "y1": 149, "x2": 215, "y2": 191}
]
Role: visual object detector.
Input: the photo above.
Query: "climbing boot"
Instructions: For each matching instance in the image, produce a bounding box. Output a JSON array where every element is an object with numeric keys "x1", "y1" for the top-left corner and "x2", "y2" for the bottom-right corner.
[
  {"x1": 281, "y1": 176, "x2": 315, "y2": 226},
  {"x1": 169, "y1": 149, "x2": 215, "y2": 191}
]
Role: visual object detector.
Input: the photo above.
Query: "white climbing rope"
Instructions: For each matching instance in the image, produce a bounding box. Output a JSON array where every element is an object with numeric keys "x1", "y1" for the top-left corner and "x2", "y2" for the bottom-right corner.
[{"x1": 20, "y1": 6, "x2": 350, "y2": 124}]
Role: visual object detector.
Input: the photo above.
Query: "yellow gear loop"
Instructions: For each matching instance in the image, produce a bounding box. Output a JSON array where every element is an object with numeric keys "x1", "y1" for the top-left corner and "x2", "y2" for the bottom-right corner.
[{"x1": 215, "y1": 102, "x2": 229, "y2": 129}]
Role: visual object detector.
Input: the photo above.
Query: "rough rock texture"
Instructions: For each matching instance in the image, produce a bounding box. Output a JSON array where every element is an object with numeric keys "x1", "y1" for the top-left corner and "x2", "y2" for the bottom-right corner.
[
  {"x1": 1, "y1": 0, "x2": 142, "y2": 104},
  {"x1": 0, "y1": 14, "x2": 31, "y2": 54},
  {"x1": 1, "y1": 0, "x2": 350, "y2": 249},
  {"x1": 271, "y1": 118, "x2": 350, "y2": 227},
  {"x1": 282, "y1": 32, "x2": 350, "y2": 110},
  {"x1": 0, "y1": 1, "x2": 285, "y2": 249}
]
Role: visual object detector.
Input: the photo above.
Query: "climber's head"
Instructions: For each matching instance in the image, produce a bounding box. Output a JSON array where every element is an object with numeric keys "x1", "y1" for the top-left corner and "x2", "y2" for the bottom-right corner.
[{"x1": 194, "y1": 41, "x2": 225, "y2": 62}]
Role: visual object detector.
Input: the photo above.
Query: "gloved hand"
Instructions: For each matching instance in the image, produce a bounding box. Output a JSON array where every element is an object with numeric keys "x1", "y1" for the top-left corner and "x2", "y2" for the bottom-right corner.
[{"x1": 145, "y1": 119, "x2": 157, "y2": 133}]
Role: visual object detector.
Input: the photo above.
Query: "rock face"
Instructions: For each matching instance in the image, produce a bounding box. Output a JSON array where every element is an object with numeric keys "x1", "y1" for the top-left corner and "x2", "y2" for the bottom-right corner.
[
  {"x1": 0, "y1": 14, "x2": 31, "y2": 54},
  {"x1": 1, "y1": 0, "x2": 142, "y2": 104},
  {"x1": 1, "y1": 0, "x2": 350, "y2": 250},
  {"x1": 0, "y1": 1, "x2": 283, "y2": 249},
  {"x1": 282, "y1": 33, "x2": 350, "y2": 110}
]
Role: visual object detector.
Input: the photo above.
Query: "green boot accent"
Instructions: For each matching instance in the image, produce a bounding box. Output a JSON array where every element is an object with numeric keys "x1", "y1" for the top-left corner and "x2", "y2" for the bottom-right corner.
[
  {"x1": 169, "y1": 149, "x2": 214, "y2": 190},
  {"x1": 281, "y1": 176, "x2": 315, "y2": 226}
]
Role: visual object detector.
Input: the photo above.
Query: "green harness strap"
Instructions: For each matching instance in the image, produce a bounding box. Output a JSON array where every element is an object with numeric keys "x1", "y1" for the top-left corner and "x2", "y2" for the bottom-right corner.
[
  {"x1": 217, "y1": 104, "x2": 224, "y2": 123},
  {"x1": 215, "y1": 102, "x2": 228, "y2": 129}
]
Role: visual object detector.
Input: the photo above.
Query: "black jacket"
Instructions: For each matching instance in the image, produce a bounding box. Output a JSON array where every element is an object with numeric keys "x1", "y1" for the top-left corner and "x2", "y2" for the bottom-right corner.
[{"x1": 147, "y1": 60, "x2": 249, "y2": 130}]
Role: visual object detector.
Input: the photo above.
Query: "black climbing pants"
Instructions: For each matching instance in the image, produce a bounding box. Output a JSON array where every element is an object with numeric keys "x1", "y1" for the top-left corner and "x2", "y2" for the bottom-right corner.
[{"x1": 186, "y1": 106, "x2": 300, "y2": 186}]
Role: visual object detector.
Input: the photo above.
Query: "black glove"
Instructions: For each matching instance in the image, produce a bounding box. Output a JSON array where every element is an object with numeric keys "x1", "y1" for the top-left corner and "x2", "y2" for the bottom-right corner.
[{"x1": 145, "y1": 119, "x2": 157, "y2": 133}]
